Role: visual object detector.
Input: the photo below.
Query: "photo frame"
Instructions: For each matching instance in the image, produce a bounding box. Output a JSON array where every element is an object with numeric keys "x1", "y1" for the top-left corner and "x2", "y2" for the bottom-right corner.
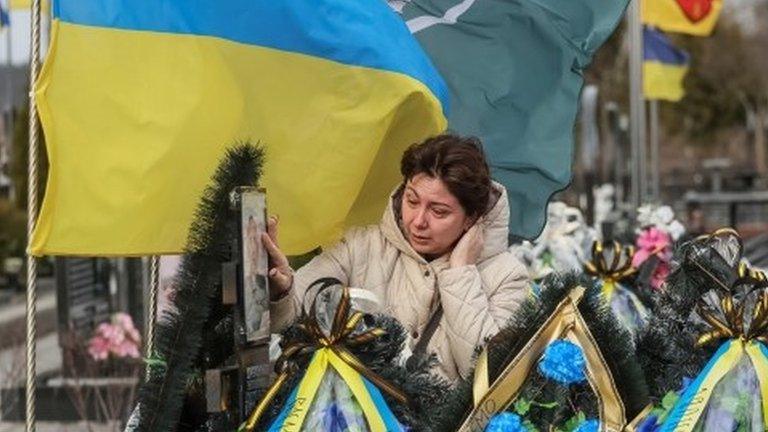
[{"x1": 239, "y1": 188, "x2": 270, "y2": 343}]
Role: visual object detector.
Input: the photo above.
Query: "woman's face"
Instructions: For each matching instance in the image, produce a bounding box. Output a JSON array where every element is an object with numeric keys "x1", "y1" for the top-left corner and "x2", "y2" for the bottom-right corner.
[{"x1": 401, "y1": 173, "x2": 473, "y2": 257}]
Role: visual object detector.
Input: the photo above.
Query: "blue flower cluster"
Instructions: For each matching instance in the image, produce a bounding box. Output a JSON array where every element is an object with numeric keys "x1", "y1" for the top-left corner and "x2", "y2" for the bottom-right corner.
[
  {"x1": 485, "y1": 412, "x2": 527, "y2": 432},
  {"x1": 637, "y1": 415, "x2": 661, "y2": 432},
  {"x1": 538, "y1": 339, "x2": 587, "y2": 385},
  {"x1": 574, "y1": 419, "x2": 600, "y2": 432}
]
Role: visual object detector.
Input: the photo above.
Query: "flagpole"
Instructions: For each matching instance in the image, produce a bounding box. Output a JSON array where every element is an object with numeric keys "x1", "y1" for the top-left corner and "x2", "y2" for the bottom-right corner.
[
  {"x1": 649, "y1": 100, "x2": 660, "y2": 201},
  {"x1": 25, "y1": 0, "x2": 42, "y2": 430},
  {"x1": 4, "y1": 5, "x2": 13, "y2": 203},
  {"x1": 5, "y1": 12, "x2": 11, "y2": 143},
  {"x1": 628, "y1": 0, "x2": 646, "y2": 208}
]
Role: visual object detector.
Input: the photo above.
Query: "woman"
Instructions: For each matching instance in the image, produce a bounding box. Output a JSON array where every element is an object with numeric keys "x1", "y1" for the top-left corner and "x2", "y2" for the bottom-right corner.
[{"x1": 263, "y1": 134, "x2": 529, "y2": 382}]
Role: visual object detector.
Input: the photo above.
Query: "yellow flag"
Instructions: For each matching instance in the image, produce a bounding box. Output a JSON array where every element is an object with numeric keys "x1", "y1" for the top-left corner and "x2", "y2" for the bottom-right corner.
[{"x1": 642, "y1": 0, "x2": 722, "y2": 36}]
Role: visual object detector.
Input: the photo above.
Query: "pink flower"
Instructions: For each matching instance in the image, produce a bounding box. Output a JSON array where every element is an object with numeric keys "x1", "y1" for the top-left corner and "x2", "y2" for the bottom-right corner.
[
  {"x1": 633, "y1": 227, "x2": 672, "y2": 267},
  {"x1": 633, "y1": 227, "x2": 673, "y2": 290},
  {"x1": 101, "y1": 322, "x2": 125, "y2": 345},
  {"x1": 113, "y1": 340, "x2": 141, "y2": 358},
  {"x1": 113, "y1": 313, "x2": 141, "y2": 346},
  {"x1": 650, "y1": 261, "x2": 671, "y2": 290},
  {"x1": 88, "y1": 335, "x2": 110, "y2": 361},
  {"x1": 86, "y1": 313, "x2": 142, "y2": 362}
]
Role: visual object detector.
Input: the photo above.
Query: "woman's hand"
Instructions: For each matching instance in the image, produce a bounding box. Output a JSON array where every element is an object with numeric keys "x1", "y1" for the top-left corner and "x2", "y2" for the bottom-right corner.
[
  {"x1": 449, "y1": 225, "x2": 484, "y2": 268},
  {"x1": 261, "y1": 215, "x2": 293, "y2": 300}
]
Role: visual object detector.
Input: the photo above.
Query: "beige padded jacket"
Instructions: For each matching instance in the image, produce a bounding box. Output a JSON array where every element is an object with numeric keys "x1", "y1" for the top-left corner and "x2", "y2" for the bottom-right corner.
[{"x1": 270, "y1": 182, "x2": 529, "y2": 382}]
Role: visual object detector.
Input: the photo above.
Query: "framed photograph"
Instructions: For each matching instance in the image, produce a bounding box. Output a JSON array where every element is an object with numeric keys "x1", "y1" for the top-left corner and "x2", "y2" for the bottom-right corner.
[{"x1": 240, "y1": 189, "x2": 270, "y2": 343}]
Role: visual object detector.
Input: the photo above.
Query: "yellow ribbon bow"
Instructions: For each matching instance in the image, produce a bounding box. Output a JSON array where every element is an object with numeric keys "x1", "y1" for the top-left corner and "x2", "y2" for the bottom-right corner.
[
  {"x1": 584, "y1": 240, "x2": 636, "y2": 300},
  {"x1": 696, "y1": 268, "x2": 768, "y2": 348},
  {"x1": 240, "y1": 280, "x2": 408, "y2": 432}
]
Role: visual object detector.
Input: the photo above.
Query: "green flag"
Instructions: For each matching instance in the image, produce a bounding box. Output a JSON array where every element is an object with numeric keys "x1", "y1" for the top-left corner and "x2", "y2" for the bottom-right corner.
[{"x1": 396, "y1": 0, "x2": 628, "y2": 239}]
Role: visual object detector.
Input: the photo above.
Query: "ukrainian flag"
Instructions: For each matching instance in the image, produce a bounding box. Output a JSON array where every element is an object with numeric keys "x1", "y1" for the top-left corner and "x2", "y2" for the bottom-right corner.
[
  {"x1": 643, "y1": 27, "x2": 689, "y2": 102},
  {"x1": 31, "y1": 0, "x2": 448, "y2": 256}
]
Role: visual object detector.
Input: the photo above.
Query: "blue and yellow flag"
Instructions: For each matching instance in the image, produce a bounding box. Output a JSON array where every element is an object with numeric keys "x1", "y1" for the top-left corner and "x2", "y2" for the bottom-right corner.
[
  {"x1": 642, "y1": 0, "x2": 722, "y2": 37},
  {"x1": 32, "y1": 0, "x2": 447, "y2": 256},
  {"x1": 643, "y1": 27, "x2": 690, "y2": 102}
]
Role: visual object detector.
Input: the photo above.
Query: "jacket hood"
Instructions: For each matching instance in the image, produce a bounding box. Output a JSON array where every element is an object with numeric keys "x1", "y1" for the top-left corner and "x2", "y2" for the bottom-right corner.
[{"x1": 381, "y1": 181, "x2": 510, "y2": 263}]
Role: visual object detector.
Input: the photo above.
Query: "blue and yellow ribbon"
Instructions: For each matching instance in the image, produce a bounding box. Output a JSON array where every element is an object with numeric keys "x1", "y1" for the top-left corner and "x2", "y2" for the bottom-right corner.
[
  {"x1": 239, "y1": 279, "x2": 407, "y2": 432},
  {"x1": 660, "y1": 339, "x2": 768, "y2": 432},
  {"x1": 267, "y1": 349, "x2": 401, "y2": 432},
  {"x1": 661, "y1": 275, "x2": 768, "y2": 432}
]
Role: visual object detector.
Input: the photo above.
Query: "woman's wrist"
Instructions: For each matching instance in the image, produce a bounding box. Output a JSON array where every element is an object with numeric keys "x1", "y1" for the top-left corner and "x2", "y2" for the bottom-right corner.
[
  {"x1": 270, "y1": 287, "x2": 290, "y2": 302},
  {"x1": 269, "y1": 270, "x2": 294, "y2": 301},
  {"x1": 270, "y1": 281, "x2": 292, "y2": 301}
]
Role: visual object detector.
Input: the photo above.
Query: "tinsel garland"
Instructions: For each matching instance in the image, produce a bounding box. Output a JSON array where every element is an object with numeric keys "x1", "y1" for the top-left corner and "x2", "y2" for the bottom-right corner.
[
  {"x1": 430, "y1": 273, "x2": 649, "y2": 431},
  {"x1": 133, "y1": 143, "x2": 264, "y2": 432}
]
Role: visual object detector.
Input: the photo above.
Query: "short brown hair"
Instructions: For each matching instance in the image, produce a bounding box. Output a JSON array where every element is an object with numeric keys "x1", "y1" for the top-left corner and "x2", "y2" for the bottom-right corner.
[{"x1": 400, "y1": 134, "x2": 492, "y2": 218}]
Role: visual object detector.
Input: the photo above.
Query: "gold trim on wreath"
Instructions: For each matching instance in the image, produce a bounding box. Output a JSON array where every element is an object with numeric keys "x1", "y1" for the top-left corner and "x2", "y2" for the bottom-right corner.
[{"x1": 459, "y1": 286, "x2": 628, "y2": 432}]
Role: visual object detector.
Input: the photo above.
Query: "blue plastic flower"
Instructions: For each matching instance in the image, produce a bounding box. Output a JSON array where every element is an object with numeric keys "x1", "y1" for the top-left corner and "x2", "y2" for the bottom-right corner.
[
  {"x1": 637, "y1": 415, "x2": 661, "y2": 432},
  {"x1": 485, "y1": 412, "x2": 527, "y2": 432},
  {"x1": 538, "y1": 339, "x2": 587, "y2": 384},
  {"x1": 574, "y1": 419, "x2": 600, "y2": 432}
]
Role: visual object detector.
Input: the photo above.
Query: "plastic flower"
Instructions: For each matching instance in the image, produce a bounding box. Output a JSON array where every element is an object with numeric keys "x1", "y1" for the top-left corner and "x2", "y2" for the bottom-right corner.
[
  {"x1": 87, "y1": 313, "x2": 142, "y2": 361},
  {"x1": 633, "y1": 227, "x2": 673, "y2": 290},
  {"x1": 538, "y1": 340, "x2": 587, "y2": 385},
  {"x1": 575, "y1": 419, "x2": 600, "y2": 432},
  {"x1": 87, "y1": 334, "x2": 110, "y2": 361},
  {"x1": 485, "y1": 412, "x2": 527, "y2": 432},
  {"x1": 637, "y1": 205, "x2": 685, "y2": 241},
  {"x1": 633, "y1": 227, "x2": 672, "y2": 265},
  {"x1": 649, "y1": 261, "x2": 670, "y2": 291},
  {"x1": 637, "y1": 415, "x2": 660, "y2": 432},
  {"x1": 114, "y1": 312, "x2": 142, "y2": 343}
]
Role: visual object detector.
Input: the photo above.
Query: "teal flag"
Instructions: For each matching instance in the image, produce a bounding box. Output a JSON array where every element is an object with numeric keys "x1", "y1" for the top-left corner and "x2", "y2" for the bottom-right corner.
[{"x1": 395, "y1": 0, "x2": 629, "y2": 239}]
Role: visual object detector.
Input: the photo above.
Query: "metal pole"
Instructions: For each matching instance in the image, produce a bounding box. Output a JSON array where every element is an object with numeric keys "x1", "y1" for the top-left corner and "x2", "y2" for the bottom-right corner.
[
  {"x1": 650, "y1": 100, "x2": 660, "y2": 201},
  {"x1": 5, "y1": 17, "x2": 12, "y2": 154},
  {"x1": 628, "y1": 0, "x2": 646, "y2": 208},
  {"x1": 639, "y1": 104, "x2": 648, "y2": 202},
  {"x1": 616, "y1": 113, "x2": 628, "y2": 205},
  {"x1": 4, "y1": 12, "x2": 13, "y2": 202},
  {"x1": 580, "y1": 85, "x2": 599, "y2": 225},
  {"x1": 26, "y1": 0, "x2": 43, "y2": 430}
]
